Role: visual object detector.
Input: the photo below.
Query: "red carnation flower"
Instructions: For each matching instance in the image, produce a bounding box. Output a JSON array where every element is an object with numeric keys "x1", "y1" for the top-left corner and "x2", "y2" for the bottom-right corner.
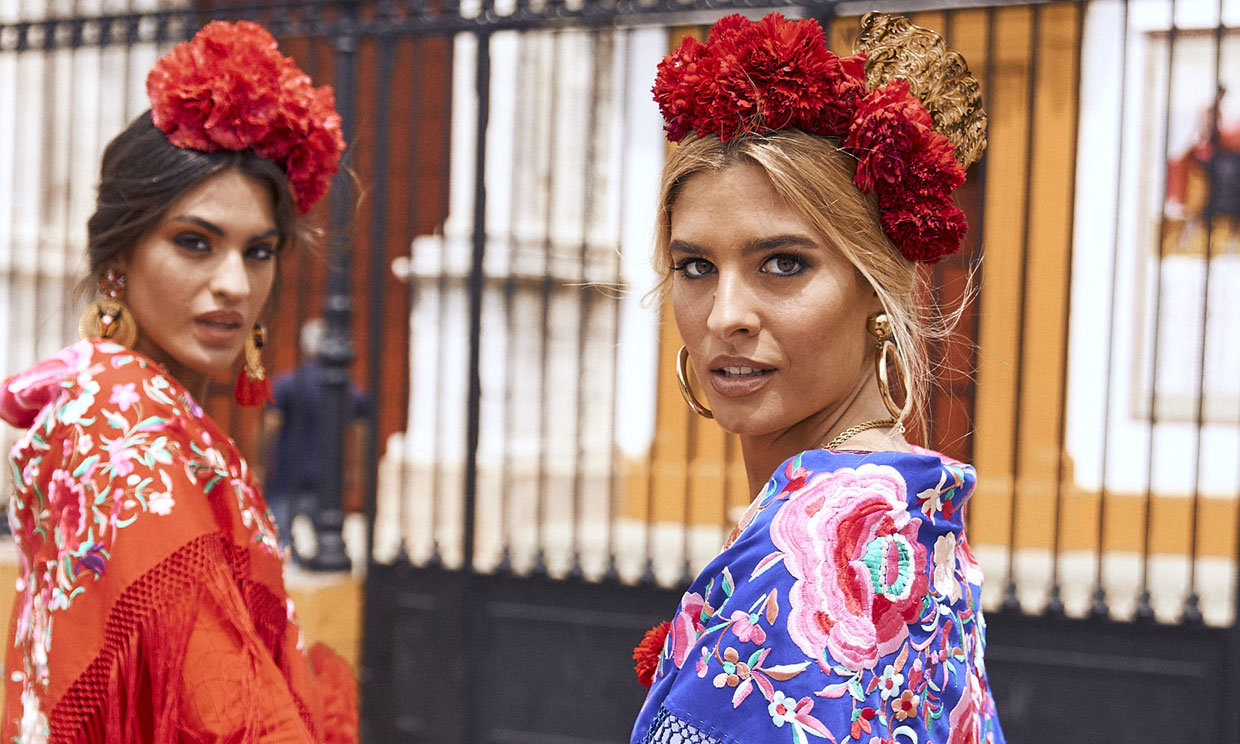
[
  {"x1": 651, "y1": 12, "x2": 974, "y2": 263},
  {"x1": 146, "y1": 21, "x2": 345, "y2": 213},
  {"x1": 879, "y1": 197, "x2": 968, "y2": 263},
  {"x1": 846, "y1": 80, "x2": 938, "y2": 193},
  {"x1": 633, "y1": 620, "x2": 671, "y2": 689}
]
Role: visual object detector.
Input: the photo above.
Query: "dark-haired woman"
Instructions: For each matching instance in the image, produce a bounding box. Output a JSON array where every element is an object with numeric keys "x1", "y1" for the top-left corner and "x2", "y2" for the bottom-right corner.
[
  {"x1": 0, "y1": 22, "x2": 355, "y2": 743},
  {"x1": 631, "y1": 13, "x2": 1003, "y2": 744}
]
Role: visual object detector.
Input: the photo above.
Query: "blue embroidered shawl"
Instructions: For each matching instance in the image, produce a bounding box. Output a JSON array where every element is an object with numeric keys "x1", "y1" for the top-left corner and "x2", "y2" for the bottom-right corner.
[{"x1": 632, "y1": 448, "x2": 1004, "y2": 744}]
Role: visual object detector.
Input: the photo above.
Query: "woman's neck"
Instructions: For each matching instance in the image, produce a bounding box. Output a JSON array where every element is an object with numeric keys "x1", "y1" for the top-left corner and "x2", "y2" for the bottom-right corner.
[
  {"x1": 132, "y1": 338, "x2": 209, "y2": 402},
  {"x1": 737, "y1": 375, "x2": 908, "y2": 495}
]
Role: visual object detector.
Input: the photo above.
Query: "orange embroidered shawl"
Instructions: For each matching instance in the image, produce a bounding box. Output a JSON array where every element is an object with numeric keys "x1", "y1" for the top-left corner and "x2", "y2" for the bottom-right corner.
[{"x1": 0, "y1": 340, "x2": 356, "y2": 743}]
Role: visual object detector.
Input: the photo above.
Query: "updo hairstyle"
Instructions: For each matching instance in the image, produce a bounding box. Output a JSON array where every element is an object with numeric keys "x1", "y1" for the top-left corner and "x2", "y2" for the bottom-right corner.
[{"x1": 83, "y1": 112, "x2": 309, "y2": 289}]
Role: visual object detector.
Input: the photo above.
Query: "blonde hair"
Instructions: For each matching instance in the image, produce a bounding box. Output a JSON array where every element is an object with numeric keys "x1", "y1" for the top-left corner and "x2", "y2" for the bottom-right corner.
[{"x1": 653, "y1": 130, "x2": 967, "y2": 439}]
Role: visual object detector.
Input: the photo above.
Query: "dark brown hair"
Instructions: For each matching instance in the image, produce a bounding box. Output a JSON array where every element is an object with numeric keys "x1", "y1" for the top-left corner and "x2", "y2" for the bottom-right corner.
[{"x1": 84, "y1": 111, "x2": 308, "y2": 286}]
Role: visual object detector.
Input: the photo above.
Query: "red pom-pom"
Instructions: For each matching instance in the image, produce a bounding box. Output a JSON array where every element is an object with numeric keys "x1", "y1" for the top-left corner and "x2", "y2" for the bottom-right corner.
[
  {"x1": 633, "y1": 620, "x2": 671, "y2": 689},
  {"x1": 234, "y1": 368, "x2": 274, "y2": 407},
  {"x1": 146, "y1": 21, "x2": 346, "y2": 213}
]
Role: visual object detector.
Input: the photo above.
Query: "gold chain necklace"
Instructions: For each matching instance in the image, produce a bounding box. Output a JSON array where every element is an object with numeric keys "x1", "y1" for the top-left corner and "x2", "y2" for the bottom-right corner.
[{"x1": 821, "y1": 417, "x2": 902, "y2": 450}]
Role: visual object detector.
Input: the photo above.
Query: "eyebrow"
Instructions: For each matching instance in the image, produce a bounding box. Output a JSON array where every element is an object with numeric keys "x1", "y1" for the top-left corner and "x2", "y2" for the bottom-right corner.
[
  {"x1": 171, "y1": 215, "x2": 279, "y2": 242},
  {"x1": 669, "y1": 234, "x2": 819, "y2": 255}
]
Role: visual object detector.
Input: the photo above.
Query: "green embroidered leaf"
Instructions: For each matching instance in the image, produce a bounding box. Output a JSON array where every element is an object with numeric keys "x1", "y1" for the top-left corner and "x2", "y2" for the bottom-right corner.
[
  {"x1": 73, "y1": 455, "x2": 100, "y2": 478},
  {"x1": 848, "y1": 677, "x2": 865, "y2": 701},
  {"x1": 722, "y1": 567, "x2": 734, "y2": 597},
  {"x1": 748, "y1": 649, "x2": 763, "y2": 668}
]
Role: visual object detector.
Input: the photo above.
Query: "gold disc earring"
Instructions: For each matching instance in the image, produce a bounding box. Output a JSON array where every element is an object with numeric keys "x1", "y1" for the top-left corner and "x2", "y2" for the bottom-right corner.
[
  {"x1": 676, "y1": 345, "x2": 713, "y2": 419},
  {"x1": 78, "y1": 269, "x2": 137, "y2": 348},
  {"x1": 867, "y1": 312, "x2": 913, "y2": 421}
]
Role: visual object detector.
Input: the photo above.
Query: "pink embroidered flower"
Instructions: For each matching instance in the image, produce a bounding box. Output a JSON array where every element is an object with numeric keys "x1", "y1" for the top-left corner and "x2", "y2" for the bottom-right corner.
[
  {"x1": 109, "y1": 382, "x2": 140, "y2": 412},
  {"x1": 106, "y1": 438, "x2": 136, "y2": 478},
  {"x1": 729, "y1": 610, "x2": 767, "y2": 644},
  {"x1": 933, "y1": 533, "x2": 962, "y2": 603},
  {"x1": 946, "y1": 669, "x2": 986, "y2": 744},
  {"x1": 770, "y1": 464, "x2": 928, "y2": 672},
  {"x1": 47, "y1": 469, "x2": 88, "y2": 541},
  {"x1": 669, "y1": 591, "x2": 706, "y2": 669},
  {"x1": 0, "y1": 341, "x2": 93, "y2": 429}
]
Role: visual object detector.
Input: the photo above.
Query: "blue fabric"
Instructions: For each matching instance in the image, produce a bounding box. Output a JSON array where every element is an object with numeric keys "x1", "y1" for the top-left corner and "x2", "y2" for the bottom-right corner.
[
  {"x1": 266, "y1": 362, "x2": 369, "y2": 498},
  {"x1": 632, "y1": 448, "x2": 1004, "y2": 744}
]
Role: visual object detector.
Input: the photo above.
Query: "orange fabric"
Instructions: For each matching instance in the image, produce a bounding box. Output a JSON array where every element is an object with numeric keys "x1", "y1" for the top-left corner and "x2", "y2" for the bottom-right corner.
[{"x1": 0, "y1": 340, "x2": 356, "y2": 743}]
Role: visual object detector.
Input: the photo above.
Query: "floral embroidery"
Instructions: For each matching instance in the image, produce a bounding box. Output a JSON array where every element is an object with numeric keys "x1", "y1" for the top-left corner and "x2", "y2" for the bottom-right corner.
[
  {"x1": 1, "y1": 340, "x2": 283, "y2": 730},
  {"x1": 770, "y1": 464, "x2": 928, "y2": 673},
  {"x1": 634, "y1": 450, "x2": 1003, "y2": 744}
]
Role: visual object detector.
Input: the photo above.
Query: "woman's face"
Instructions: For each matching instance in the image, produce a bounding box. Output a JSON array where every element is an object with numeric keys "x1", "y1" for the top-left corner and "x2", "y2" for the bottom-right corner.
[
  {"x1": 117, "y1": 168, "x2": 279, "y2": 388},
  {"x1": 669, "y1": 160, "x2": 879, "y2": 438}
]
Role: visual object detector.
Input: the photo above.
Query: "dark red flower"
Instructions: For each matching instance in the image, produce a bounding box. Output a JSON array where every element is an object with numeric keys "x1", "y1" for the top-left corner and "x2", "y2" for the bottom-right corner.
[
  {"x1": 146, "y1": 21, "x2": 345, "y2": 213},
  {"x1": 878, "y1": 197, "x2": 969, "y2": 264},
  {"x1": 651, "y1": 12, "x2": 972, "y2": 262},
  {"x1": 633, "y1": 620, "x2": 671, "y2": 688}
]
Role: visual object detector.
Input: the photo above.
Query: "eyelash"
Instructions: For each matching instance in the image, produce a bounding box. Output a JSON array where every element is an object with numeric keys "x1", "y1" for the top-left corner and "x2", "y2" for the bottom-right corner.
[
  {"x1": 761, "y1": 253, "x2": 809, "y2": 276},
  {"x1": 672, "y1": 257, "x2": 714, "y2": 279},
  {"x1": 671, "y1": 253, "x2": 810, "y2": 279},
  {"x1": 173, "y1": 232, "x2": 277, "y2": 261}
]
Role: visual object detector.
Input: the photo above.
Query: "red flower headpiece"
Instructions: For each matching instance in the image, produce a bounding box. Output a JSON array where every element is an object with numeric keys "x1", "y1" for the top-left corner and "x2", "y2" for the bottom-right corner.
[
  {"x1": 653, "y1": 13, "x2": 971, "y2": 263},
  {"x1": 147, "y1": 21, "x2": 346, "y2": 214}
]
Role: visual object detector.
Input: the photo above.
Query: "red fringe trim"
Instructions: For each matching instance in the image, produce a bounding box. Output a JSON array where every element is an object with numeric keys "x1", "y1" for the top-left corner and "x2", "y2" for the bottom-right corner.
[{"x1": 48, "y1": 533, "x2": 317, "y2": 743}]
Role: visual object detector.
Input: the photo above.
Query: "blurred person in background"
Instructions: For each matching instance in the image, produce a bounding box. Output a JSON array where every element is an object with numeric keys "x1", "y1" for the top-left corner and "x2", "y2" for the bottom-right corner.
[
  {"x1": 258, "y1": 318, "x2": 369, "y2": 561},
  {"x1": 630, "y1": 13, "x2": 1004, "y2": 744},
  {"x1": 0, "y1": 21, "x2": 356, "y2": 743}
]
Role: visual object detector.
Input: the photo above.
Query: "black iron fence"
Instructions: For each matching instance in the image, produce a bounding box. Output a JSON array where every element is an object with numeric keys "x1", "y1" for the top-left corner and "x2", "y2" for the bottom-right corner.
[{"x1": 2, "y1": 0, "x2": 1239, "y2": 741}]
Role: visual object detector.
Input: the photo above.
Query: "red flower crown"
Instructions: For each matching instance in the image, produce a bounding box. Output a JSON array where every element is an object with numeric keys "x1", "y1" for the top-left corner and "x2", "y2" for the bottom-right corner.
[
  {"x1": 653, "y1": 13, "x2": 974, "y2": 263},
  {"x1": 146, "y1": 21, "x2": 346, "y2": 214}
]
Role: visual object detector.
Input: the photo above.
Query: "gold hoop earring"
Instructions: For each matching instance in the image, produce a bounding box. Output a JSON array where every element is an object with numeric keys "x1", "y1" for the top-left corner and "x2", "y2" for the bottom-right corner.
[
  {"x1": 78, "y1": 269, "x2": 137, "y2": 348},
  {"x1": 868, "y1": 313, "x2": 913, "y2": 421},
  {"x1": 234, "y1": 322, "x2": 273, "y2": 406},
  {"x1": 676, "y1": 345, "x2": 713, "y2": 419}
]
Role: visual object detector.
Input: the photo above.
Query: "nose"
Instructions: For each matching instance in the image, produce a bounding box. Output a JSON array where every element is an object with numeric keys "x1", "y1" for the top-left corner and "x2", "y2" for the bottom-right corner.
[
  {"x1": 705, "y1": 270, "x2": 759, "y2": 340},
  {"x1": 209, "y1": 247, "x2": 251, "y2": 302}
]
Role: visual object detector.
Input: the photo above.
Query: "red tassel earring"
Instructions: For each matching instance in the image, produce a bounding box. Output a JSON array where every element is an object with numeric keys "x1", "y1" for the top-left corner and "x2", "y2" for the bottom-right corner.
[{"x1": 235, "y1": 322, "x2": 274, "y2": 406}]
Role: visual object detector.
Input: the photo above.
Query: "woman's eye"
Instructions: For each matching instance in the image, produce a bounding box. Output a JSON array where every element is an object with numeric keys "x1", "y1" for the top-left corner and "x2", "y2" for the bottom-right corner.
[
  {"x1": 762, "y1": 255, "x2": 805, "y2": 276},
  {"x1": 247, "y1": 243, "x2": 276, "y2": 261},
  {"x1": 173, "y1": 233, "x2": 210, "y2": 253},
  {"x1": 675, "y1": 258, "x2": 715, "y2": 279}
]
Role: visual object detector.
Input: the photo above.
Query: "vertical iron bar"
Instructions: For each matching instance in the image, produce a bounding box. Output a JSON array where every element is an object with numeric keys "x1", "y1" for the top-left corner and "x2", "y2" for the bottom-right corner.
[
  {"x1": 363, "y1": 33, "x2": 396, "y2": 567},
  {"x1": 1137, "y1": 0, "x2": 1180, "y2": 622},
  {"x1": 305, "y1": 4, "x2": 357, "y2": 572},
  {"x1": 465, "y1": 30, "x2": 492, "y2": 575},
  {"x1": 1044, "y1": 0, "x2": 1085, "y2": 618},
  {"x1": 1091, "y1": 0, "x2": 1131, "y2": 621},
  {"x1": 1181, "y1": 0, "x2": 1228, "y2": 628},
  {"x1": 1001, "y1": 5, "x2": 1039, "y2": 615},
  {"x1": 460, "y1": 25, "x2": 492, "y2": 741}
]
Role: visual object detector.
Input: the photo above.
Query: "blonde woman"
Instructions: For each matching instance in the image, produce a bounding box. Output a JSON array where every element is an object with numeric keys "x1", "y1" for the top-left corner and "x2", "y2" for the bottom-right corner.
[{"x1": 631, "y1": 13, "x2": 1003, "y2": 744}]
